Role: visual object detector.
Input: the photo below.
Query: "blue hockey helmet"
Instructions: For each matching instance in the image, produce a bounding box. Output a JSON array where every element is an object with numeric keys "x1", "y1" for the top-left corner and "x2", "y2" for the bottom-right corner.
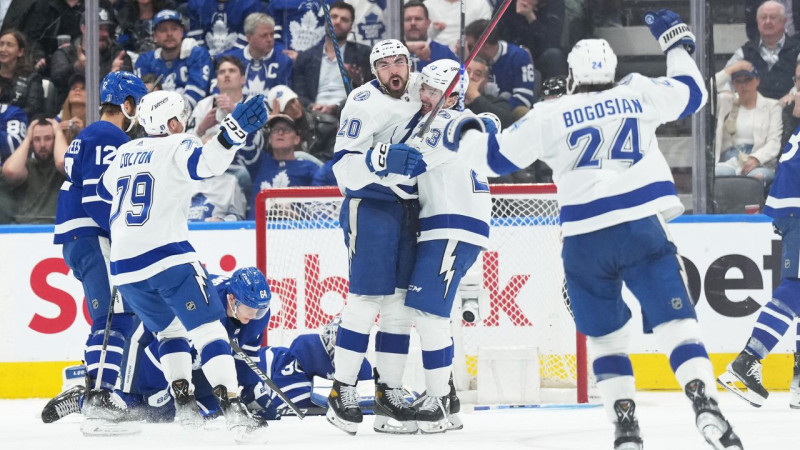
[
  {"x1": 229, "y1": 267, "x2": 271, "y2": 320},
  {"x1": 100, "y1": 71, "x2": 148, "y2": 107},
  {"x1": 320, "y1": 315, "x2": 341, "y2": 359}
]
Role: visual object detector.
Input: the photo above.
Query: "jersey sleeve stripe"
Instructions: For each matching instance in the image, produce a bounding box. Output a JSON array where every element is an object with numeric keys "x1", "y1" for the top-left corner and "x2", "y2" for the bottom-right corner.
[
  {"x1": 110, "y1": 240, "x2": 195, "y2": 275},
  {"x1": 487, "y1": 133, "x2": 522, "y2": 175},
  {"x1": 671, "y1": 75, "x2": 703, "y2": 119},
  {"x1": 82, "y1": 195, "x2": 105, "y2": 204},
  {"x1": 96, "y1": 178, "x2": 113, "y2": 202},
  {"x1": 54, "y1": 217, "x2": 100, "y2": 234},
  {"x1": 560, "y1": 180, "x2": 677, "y2": 223},
  {"x1": 187, "y1": 147, "x2": 204, "y2": 180},
  {"x1": 418, "y1": 214, "x2": 490, "y2": 238}
]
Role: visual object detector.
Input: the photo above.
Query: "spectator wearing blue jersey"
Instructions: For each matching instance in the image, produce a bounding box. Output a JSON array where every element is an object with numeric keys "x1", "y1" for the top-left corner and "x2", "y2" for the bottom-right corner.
[
  {"x1": 465, "y1": 19, "x2": 536, "y2": 120},
  {"x1": 402, "y1": 1, "x2": 458, "y2": 72},
  {"x1": 135, "y1": 9, "x2": 213, "y2": 110},
  {"x1": 496, "y1": 0, "x2": 568, "y2": 80},
  {"x1": 219, "y1": 13, "x2": 293, "y2": 96},
  {"x1": 116, "y1": 0, "x2": 178, "y2": 55},
  {"x1": 185, "y1": 0, "x2": 266, "y2": 58},
  {"x1": 0, "y1": 30, "x2": 45, "y2": 120},
  {"x1": 2, "y1": 116, "x2": 62, "y2": 224},
  {"x1": 0, "y1": 98, "x2": 28, "y2": 165},
  {"x1": 249, "y1": 114, "x2": 318, "y2": 219},
  {"x1": 292, "y1": 2, "x2": 371, "y2": 116},
  {"x1": 268, "y1": 0, "x2": 332, "y2": 53}
]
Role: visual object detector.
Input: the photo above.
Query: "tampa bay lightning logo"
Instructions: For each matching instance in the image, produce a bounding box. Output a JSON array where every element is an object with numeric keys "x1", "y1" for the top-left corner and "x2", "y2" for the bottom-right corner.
[
  {"x1": 644, "y1": 13, "x2": 655, "y2": 25},
  {"x1": 354, "y1": 90, "x2": 370, "y2": 101}
]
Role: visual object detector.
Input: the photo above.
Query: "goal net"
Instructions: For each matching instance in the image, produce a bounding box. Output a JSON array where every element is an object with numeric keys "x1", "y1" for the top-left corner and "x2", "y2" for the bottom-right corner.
[{"x1": 255, "y1": 184, "x2": 588, "y2": 404}]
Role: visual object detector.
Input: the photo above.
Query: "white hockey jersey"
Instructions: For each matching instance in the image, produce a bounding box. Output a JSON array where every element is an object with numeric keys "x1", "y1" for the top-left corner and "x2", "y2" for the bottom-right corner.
[
  {"x1": 99, "y1": 133, "x2": 236, "y2": 285},
  {"x1": 410, "y1": 109, "x2": 492, "y2": 249},
  {"x1": 459, "y1": 48, "x2": 707, "y2": 237},
  {"x1": 332, "y1": 74, "x2": 423, "y2": 202}
]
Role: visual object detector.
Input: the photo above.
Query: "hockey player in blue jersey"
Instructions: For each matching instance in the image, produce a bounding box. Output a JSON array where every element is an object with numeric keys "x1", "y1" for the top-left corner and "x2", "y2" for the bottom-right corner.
[
  {"x1": 0, "y1": 102, "x2": 28, "y2": 165},
  {"x1": 717, "y1": 124, "x2": 800, "y2": 410},
  {"x1": 52, "y1": 71, "x2": 148, "y2": 429},
  {"x1": 219, "y1": 13, "x2": 293, "y2": 95},
  {"x1": 185, "y1": 0, "x2": 266, "y2": 57},
  {"x1": 328, "y1": 39, "x2": 423, "y2": 435},
  {"x1": 42, "y1": 268, "x2": 373, "y2": 423},
  {"x1": 444, "y1": 10, "x2": 743, "y2": 450},
  {"x1": 135, "y1": 10, "x2": 213, "y2": 110},
  {"x1": 97, "y1": 90, "x2": 269, "y2": 443}
]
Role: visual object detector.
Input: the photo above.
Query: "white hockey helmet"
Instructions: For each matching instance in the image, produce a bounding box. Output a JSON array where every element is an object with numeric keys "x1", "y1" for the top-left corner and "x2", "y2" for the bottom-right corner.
[
  {"x1": 421, "y1": 59, "x2": 469, "y2": 95},
  {"x1": 567, "y1": 39, "x2": 617, "y2": 92},
  {"x1": 137, "y1": 91, "x2": 189, "y2": 136},
  {"x1": 369, "y1": 38, "x2": 411, "y2": 78}
]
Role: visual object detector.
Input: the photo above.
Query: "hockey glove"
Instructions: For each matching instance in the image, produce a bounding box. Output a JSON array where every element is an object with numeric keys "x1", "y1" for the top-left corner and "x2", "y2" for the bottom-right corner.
[
  {"x1": 220, "y1": 94, "x2": 268, "y2": 148},
  {"x1": 476, "y1": 112, "x2": 502, "y2": 134},
  {"x1": 443, "y1": 113, "x2": 486, "y2": 152},
  {"x1": 643, "y1": 9, "x2": 696, "y2": 55},
  {"x1": 366, "y1": 142, "x2": 422, "y2": 177}
]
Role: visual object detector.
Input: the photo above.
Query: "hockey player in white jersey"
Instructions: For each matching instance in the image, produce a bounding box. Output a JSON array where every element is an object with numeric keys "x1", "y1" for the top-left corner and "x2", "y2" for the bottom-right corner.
[
  {"x1": 328, "y1": 39, "x2": 424, "y2": 435},
  {"x1": 401, "y1": 60, "x2": 492, "y2": 433},
  {"x1": 97, "y1": 90, "x2": 269, "y2": 443},
  {"x1": 443, "y1": 10, "x2": 743, "y2": 450}
]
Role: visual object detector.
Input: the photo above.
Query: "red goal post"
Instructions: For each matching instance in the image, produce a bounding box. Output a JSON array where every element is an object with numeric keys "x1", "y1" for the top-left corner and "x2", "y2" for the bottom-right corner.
[{"x1": 255, "y1": 184, "x2": 588, "y2": 404}]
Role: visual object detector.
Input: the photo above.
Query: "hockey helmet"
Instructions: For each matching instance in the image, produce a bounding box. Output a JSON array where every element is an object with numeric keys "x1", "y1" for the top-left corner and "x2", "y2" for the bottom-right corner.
[
  {"x1": 421, "y1": 59, "x2": 469, "y2": 96},
  {"x1": 137, "y1": 90, "x2": 189, "y2": 136},
  {"x1": 542, "y1": 75, "x2": 567, "y2": 98},
  {"x1": 369, "y1": 38, "x2": 411, "y2": 78},
  {"x1": 229, "y1": 267, "x2": 271, "y2": 320},
  {"x1": 320, "y1": 315, "x2": 342, "y2": 359},
  {"x1": 100, "y1": 71, "x2": 148, "y2": 107},
  {"x1": 567, "y1": 39, "x2": 617, "y2": 93}
]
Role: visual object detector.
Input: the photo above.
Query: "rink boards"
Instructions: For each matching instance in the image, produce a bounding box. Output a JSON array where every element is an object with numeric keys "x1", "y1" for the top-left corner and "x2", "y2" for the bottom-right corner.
[{"x1": 0, "y1": 215, "x2": 794, "y2": 398}]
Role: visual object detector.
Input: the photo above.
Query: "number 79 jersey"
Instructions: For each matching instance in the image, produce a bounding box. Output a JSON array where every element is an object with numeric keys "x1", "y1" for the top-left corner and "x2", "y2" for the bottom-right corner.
[
  {"x1": 54, "y1": 121, "x2": 130, "y2": 244},
  {"x1": 459, "y1": 49, "x2": 707, "y2": 237}
]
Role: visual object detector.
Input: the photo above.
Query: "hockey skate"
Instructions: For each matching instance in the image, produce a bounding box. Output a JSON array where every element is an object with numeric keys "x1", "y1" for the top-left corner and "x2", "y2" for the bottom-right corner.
[
  {"x1": 327, "y1": 379, "x2": 363, "y2": 435},
  {"x1": 686, "y1": 379, "x2": 743, "y2": 450},
  {"x1": 717, "y1": 350, "x2": 768, "y2": 407},
  {"x1": 42, "y1": 385, "x2": 84, "y2": 423},
  {"x1": 612, "y1": 399, "x2": 643, "y2": 450},
  {"x1": 447, "y1": 376, "x2": 464, "y2": 431},
  {"x1": 415, "y1": 395, "x2": 450, "y2": 434},
  {"x1": 790, "y1": 352, "x2": 800, "y2": 409},
  {"x1": 213, "y1": 385, "x2": 268, "y2": 444},
  {"x1": 171, "y1": 379, "x2": 204, "y2": 429},
  {"x1": 373, "y1": 370, "x2": 418, "y2": 434},
  {"x1": 80, "y1": 379, "x2": 142, "y2": 436}
]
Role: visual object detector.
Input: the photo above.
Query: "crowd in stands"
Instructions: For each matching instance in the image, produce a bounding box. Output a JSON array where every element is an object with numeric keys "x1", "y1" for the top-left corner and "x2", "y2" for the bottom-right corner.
[{"x1": 1, "y1": 0, "x2": 790, "y2": 223}]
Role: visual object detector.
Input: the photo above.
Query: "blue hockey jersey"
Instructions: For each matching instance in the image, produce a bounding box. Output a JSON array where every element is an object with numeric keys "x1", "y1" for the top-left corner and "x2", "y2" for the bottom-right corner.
[
  {"x1": 219, "y1": 46, "x2": 294, "y2": 95},
  {"x1": 765, "y1": 128, "x2": 800, "y2": 217},
  {"x1": 410, "y1": 40, "x2": 459, "y2": 72},
  {"x1": 488, "y1": 40, "x2": 536, "y2": 109},
  {"x1": 53, "y1": 122, "x2": 129, "y2": 243},
  {"x1": 185, "y1": 0, "x2": 266, "y2": 57},
  {"x1": 135, "y1": 41, "x2": 213, "y2": 109},
  {"x1": 0, "y1": 104, "x2": 27, "y2": 165},
  {"x1": 268, "y1": 0, "x2": 334, "y2": 52},
  {"x1": 249, "y1": 154, "x2": 319, "y2": 219}
]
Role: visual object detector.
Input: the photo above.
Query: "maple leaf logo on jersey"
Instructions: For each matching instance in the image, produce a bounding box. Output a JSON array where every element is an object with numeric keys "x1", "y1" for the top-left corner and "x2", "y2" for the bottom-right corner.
[
  {"x1": 289, "y1": 11, "x2": 325, "y2": 52},
  {"x1": 246, "y1": 74, "x2": 267, "y2": 96},
  {"x1": 260, "y1": 170, "x2": 291, "y2": 190}
]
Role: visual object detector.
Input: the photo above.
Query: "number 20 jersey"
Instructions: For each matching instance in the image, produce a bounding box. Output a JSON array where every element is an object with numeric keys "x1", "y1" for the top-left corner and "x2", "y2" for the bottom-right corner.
[{"x1": 460, "y1": 49, "x2": 707, "y2": 237}]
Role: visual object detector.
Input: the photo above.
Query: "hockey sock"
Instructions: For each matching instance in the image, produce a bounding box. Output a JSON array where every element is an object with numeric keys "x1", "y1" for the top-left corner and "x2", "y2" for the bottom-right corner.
[
  {"x1": 190, "y1": 322, "x2": 238, "y2": 394},
  {"x1": 654, "y1": 319, "x2": 716, "y2": 401},
  {"x1": 335, "y1": 294, "x2": 381, "y2": 385},
  {"x1": 158, "y1": 338, "x2": 192, "y2": 384},
  {"x1": 588, "y1": 323, "x2": 635, "y2": 423},
  {"x1": 85, "y1": 313, "x2": 134, "y2": 390},
  {"x1": 414, "y1": 311, "x2": 454, "y2": 397},
  {"x1": 375, "y1": 290, "x2": 413, "y2": 388},
  {"x1": 744, "y1": 282, "x2": 798, "y2": 359}
]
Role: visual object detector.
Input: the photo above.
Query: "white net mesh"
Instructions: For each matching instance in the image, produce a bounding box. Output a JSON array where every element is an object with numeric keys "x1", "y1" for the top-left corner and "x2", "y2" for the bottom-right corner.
[{"x1": 257, "y1": 185, "x2": 584, "y2": 401}]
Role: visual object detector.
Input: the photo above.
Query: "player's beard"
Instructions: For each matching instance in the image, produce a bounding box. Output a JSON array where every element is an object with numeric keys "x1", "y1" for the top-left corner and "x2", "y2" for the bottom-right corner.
[{"x1": 384, "y1": 74, "x2": 407, "y2": 98}]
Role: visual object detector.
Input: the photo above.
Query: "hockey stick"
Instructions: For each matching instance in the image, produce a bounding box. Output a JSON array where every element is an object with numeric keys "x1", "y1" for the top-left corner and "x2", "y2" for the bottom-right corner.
[
  {"x1": 94, "y1": 285, "x2": 118, "y2": 390},
  {"x1": 457, "y1": 0, "x2": 466, "y2": 112},
  {"x1": 414, "y1": 0, "x2": 513, "y2": 139},
  {"x1": 320, "y1": 0, "x2": 352, "y2": 95},
  {"x1": 229, "y1": 338, "x2": 306, "y2": 419}
]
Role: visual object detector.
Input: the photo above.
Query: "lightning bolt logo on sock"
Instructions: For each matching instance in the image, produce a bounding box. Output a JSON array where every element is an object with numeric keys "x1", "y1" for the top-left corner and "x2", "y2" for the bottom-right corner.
[{"x1": 440, "y1": 241, "x2": 458, "y2": 300}]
